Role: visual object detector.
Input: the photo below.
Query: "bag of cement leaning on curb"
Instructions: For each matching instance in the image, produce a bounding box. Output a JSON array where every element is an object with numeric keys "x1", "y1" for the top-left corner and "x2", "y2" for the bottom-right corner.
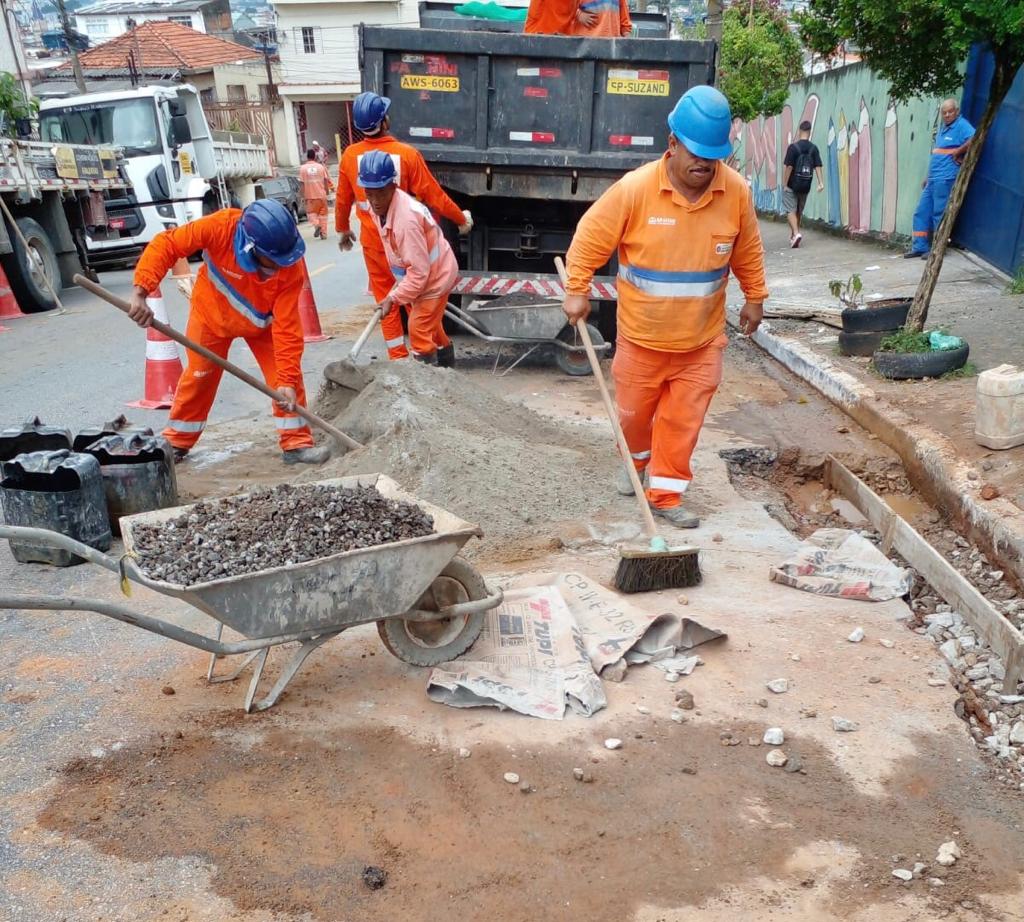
[{"x1": 769, "y1": 528, "x2": 913, "y2": 602}]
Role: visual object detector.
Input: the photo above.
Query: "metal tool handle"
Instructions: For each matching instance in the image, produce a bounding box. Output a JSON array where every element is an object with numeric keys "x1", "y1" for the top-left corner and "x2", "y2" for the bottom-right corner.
[
  {"x1": 74, "y1": 273, "x2": 362, "y2": 452},
  {"x1": 0, "y1": 525, "x2": 122, "y2": 574},
  {"x1": 349, "y1": 307, "x2": 383, "y2": 360},
  {"x1": 554, "y1": 258, "x2": 659, "y2": 541}
]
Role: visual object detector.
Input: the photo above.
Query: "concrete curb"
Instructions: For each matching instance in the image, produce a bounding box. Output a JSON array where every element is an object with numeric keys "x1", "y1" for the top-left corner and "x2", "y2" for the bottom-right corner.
[{"x1": 727, "y1": 308, "x2": 1024, "y2": 586}]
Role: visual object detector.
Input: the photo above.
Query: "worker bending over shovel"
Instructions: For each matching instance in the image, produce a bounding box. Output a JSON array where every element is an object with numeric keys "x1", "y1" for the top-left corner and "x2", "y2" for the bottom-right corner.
[
  {"x1": 563, "y1": 85, "x2": 769, "y2": 528},
  {"x1": 127, "y1": 200, "x2": 329, "y2": 465},
  {"x1": 358, "y1": 150, "x2": 458, "y2": 366},
  {"x1": 336, "y1": 91, "x2": 472, "y2": 360}
]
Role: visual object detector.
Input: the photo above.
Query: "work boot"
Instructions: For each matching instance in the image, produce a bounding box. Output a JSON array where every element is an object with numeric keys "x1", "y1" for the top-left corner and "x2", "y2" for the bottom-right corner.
[
  {"x1": 172, "y1": 446, "x2": 189, "y2": 464},
  {"x1": 413, "y1": 351, "x2": 437, "y2": 365},
  {"x1": 282, "y1": 445, "x2": 330, "y2": 465},
  {"x1": 651, "y1": 504, "x2": 700, "y2": 529},
  {"x1": 615, "y1": 465, "x2": 646, "y2": 496},
  {"x1": 903, "y1": 250, "x2": 925, "y2": 259},
  {"x1": 437, "y1": 343, "x2": 456, "y2": 368},
  {"x1": 313, "y1": 227, "x2": 321, "y2": 239}
]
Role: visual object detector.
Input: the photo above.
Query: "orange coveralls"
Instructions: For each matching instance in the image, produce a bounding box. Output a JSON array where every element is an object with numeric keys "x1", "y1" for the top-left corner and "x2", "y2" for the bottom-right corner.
[
  {"x1": 133, "y1": 210, "x2": 314, "y2": 453},
  {"x1": 378, "y1": 189, "x2": 459, "y2": 358},
  {"x1": 566, "y1": 157, "x2": 769, "y2": 509},
  {"x1": 572, "y1": 0, "x2": 631, "y2": 36},
  {"x1": 335, "y1": 135, "x2": 465, "y2": 359},
  {"x1": 524, "y1": 0, "x2": 579, "y2": 33},
  {"x1": 298, "y1": 160, "x2": 333, "y2": 238}
]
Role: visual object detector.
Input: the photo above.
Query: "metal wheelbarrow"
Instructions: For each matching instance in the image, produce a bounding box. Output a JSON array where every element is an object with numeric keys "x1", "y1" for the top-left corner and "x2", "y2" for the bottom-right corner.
[
  {"x1": 443, "y1": 292, "x2": 610, "y2": 376},
  {"x1": 0, "y1": 474, "x2": 503, "y2": 712}
]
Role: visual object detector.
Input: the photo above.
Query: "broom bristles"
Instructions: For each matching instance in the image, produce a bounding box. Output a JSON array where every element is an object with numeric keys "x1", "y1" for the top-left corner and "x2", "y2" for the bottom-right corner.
[{"x1": 613, "y1": 546, "x2": 701, "y2": 594}]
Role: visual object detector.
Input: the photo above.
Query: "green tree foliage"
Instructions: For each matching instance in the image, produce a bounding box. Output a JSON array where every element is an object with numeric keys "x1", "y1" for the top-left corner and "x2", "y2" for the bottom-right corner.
[
  {"x1": 798, "y1": 0, "x2": 1024, "y2": 331},
  {"x1": 0, "y1": 73, "x2": 38, "y2": 137},
  {"x1": 719, "y1": 0, "x2": 804, "y2": 122}
]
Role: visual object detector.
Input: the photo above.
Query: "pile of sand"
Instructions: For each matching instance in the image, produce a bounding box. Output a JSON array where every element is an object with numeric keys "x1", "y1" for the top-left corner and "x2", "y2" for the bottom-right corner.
[{"x1": 303, "y1": 362, "x2": 618, "y2": 562}]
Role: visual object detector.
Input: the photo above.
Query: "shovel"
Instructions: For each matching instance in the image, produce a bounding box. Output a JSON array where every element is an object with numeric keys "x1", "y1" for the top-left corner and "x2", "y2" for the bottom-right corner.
[
  {"x1": 74, "y1": 274, "x2": 363, "y2": 453},
  {"x1": 323, "y1": 306, "x2": 382, "y2": 393}
]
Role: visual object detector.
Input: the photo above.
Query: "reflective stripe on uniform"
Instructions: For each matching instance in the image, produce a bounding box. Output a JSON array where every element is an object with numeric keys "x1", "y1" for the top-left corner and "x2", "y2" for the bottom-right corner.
[
  {"x1": 631, "y1": 449, "x2": 652, "y2": 460},
  {"x1": 167, "y1": 418, "x2": 206, "y2": 432},
  {"x1": 581, "y1": 0, "x2": 619, "y2": 9},
  {"x1": 386, "y1": 335, "x2": 406, "y2": 348},
  {"x1": 275, "y1": 416, "x2": 307, "y2": 429},
  {"x1": 203, "y1": 254, "x2": 273, "y2": 329},
  {"x1": 618, "y1": 263, "x2": 728, "y2": 298},
  {"x1": 650, "y1": 475, "x2": 690, "y2": 493},
  {"x1": 932, "y1": 147, "x2": 960, "y2": 155},
  {"x1": 428, "y1": 243, "x2": 440, "y2": 263}
]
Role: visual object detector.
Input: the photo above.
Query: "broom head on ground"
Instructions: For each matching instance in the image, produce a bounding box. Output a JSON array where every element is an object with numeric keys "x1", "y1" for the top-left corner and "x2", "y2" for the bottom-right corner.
[{"x1": 613, "y1": 540, "x2": 702, "y2": 593}]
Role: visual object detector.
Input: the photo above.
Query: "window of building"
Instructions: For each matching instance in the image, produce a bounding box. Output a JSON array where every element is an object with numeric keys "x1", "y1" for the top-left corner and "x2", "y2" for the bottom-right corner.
[
  {"x1": 258, "y1": 84, "x2": 271, "y2": 103},
  {"x1": 89, "y1": 17, "x2": 109, "y2": 35},
  {"x1": 301, "y1": 26, "x2": 316, "y2": 53},
  {"x1": 227, "y1": 84, "x2": 246, "y2": 101},
  {"x1": 167, "y1": 15, "x2": 193, "y2": 25},
  {"x1": 200, "y1": 87, "x2": 215, "y2": 106}
]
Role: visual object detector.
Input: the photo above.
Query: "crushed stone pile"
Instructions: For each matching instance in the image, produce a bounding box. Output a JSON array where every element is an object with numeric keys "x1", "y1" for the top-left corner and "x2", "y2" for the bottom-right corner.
[
  {"x1": 306, "y1": 363, "x2": 618, "y2": 562},
  {"x1": 132, "y1": 483, "x2": 434, "y2": 584}
]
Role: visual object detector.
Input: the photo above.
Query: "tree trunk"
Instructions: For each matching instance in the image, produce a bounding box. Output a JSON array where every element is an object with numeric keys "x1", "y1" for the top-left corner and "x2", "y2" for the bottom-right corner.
[{"x1": 905, "y1": 54, "x2": 1017, "y2": 332}]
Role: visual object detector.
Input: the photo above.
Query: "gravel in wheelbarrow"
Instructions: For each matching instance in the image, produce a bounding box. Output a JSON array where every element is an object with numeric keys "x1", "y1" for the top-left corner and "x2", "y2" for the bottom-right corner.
[{"x1": 131, "y1": 483, "x2": 434, "y2": 585}]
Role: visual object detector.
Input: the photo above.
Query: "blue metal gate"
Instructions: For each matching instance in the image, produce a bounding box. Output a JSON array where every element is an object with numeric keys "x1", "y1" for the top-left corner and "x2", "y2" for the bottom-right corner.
[{"x1": 955, "y1": 47, "x2": 1024, "y2": 275}]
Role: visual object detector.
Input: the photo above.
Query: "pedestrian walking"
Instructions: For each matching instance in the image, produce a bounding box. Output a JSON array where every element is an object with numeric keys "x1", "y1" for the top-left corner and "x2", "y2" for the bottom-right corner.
[
  {"x1": 782, "y1": 120, "x2": 824, "y2": 248},
  {"x1": 335, "y1": 91, "x2": 472, "y2": 360},
  {"x1": 311, "y1": 141, "x2": 329, "y2": 165},
  {"x1": 299, "y1": 148, "x2": 334, "y2": 240},
  {"x1": 127, "y1": 201, "x2": 328, "y2": 466},
  {"x1": 905, "y1": 98, "x2": 974, "y2": 258},
  {"x1": 357, "y1": 151, "x2": 458, "y2": 367},
  {"x1": 562, "y1": 85, "x2": 769, "y2": 529}
]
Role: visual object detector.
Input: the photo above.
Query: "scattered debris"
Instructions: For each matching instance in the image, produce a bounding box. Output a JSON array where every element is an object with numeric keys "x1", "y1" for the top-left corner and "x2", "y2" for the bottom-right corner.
[
  {"x1": 879, "y1": 638, "x2": 895, "y2": 649},
  {"x1": 832, "y1": 717, "x2": 859, "y2": 733},
  {"x1": 161, "y1": 686, "x2": 175, "y2": 696},
  {"x1": 635, "y1": 705, "x2": 651, "y2": 715},
  {"x1": 748, "y1": 737, "x2": 761, "y2": 747},
  {"x1": 89, "y1": 748, "x2": 105, "y2": 759},
  {"x1": 892, "y1": 869, "x2": 913, "y2": 882},
  {"x1": 362, "y1": 866, "x2": 388, "y2": 891},
  {"x1": 670, "y1": 709, "x2": 686, "y2": 724},
  {"x1": 936, "y1": 841, "x2": 961, "y2": 867},
  {"x1": 766, "y1": 750, "x2": 788, "y2": 768},
  {"x1": 868, "y1": 676, "x2": 882, "y2": 684},
  {"x1": 927, "y1": 678, "x2": 947, "y2": 687},
  {"x1": 503, "y1": 772, "x2": 520, "y2": 784},
  {"x1": 756, "y1": 698, "x2": 769, "y2": 708},
  {"x1": 980, "y1": 483, "x2": 1000, "y2": 500},
  {"x1": 677, "y1": 594, "x2": 689, "y2": 606},
  {"x1": 675, "y1": 689, "x2": 695, "y2": 710},
  {"x1": 604, "y1": 738, "x2": 623, "y2": 751},
  {"x1": 767, "y1": 678, "x2": 789, "y2": 694},
  {"x1": 929, "y1": 878, "x2": 946, "y2": 888},
  {"x1": 572, "y1": 768, "x2": 584, "y2": 781},
  {"x1": 848, "y1": 627, "x2": 865, "y2": 643},
  {"x1": 458, "y1": 748, "x2": 471, "y2": 759},
  {"x1": 912, "y1": 862, "x2": 928, "y2": 878},
  {"x1": 664, "y1": 671, "x2": 680, "y2": 683},
  {"x1": 520, "y1": 782, "x2": 534, "y2": 794},
  {"x1": 763, "y1": 728, "x2": 785, "y2": 746},
  {"x1": 801, "y1": 708, "x2": 818, "y2": 718}
]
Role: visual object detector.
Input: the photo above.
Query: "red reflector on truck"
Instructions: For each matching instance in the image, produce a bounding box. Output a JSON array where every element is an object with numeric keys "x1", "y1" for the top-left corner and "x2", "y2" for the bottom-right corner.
[
  {"x1": 509, "y1": 131, "x2": 555, "y2": 143},
  {"x1": 109, "y1": 218, "x2": 126, "y2": 229},
  {"x1": 524, "y1": 87, "x2": 548, "y2": 98},
  {"x1": 409, "y1": 126, "x2": 455, "y2": 139},
  {"x1": 609, "y1": 134, "x2": 655, "y2": 147}
]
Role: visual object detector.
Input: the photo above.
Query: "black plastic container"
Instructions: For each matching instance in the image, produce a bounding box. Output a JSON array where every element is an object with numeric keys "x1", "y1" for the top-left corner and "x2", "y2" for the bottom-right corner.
[
  {"x1": 73, "y1": 419, "x2": 154, "y2": 453},
  {"x1": 82, "y1": 433, "x2": 178, "y2": 535},
  {"x1": 0, "y1": 417, "x2": 72, "y2": 463},
  {"x1": 0, "y1": 450, "x2": 112, "y2": 566}
]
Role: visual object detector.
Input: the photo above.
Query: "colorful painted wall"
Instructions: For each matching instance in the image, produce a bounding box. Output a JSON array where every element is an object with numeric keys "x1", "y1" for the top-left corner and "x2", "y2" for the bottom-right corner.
[{"x1": 732, "y1": 62, "x2": 945, "y2": 240}]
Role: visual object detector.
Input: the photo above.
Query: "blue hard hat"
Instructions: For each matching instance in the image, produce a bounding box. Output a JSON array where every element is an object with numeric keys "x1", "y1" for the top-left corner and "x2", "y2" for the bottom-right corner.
[
  {"x1": 352, "y1": 91, "x2": 391, "y2": 133},
  {"x1": 667, "y1": 85, "x2": 734, "y2": 160},
  {"x1": 233, "y1": 199, "x2": 305, "y2": 273},
  {"x1": 357, "y1": 149, "x2": 397, "y2": 189}
]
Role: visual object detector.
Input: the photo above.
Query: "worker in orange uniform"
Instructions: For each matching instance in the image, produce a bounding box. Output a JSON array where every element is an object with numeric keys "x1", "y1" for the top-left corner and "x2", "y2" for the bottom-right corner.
[
  {"x1": 563, "y1": 85, "x2": 768, "y2": 528},
  {"x1": 299, "y1": 148, "x2": 334, "y2": 240},
  {"x1": 358, "y1": 150, "x2": 458, "y2": 366},
  {"x1": 336, "y1": 91, "x2": 472, "y2": 360},
  {"x1": 571, "y1": 0, "x2": 631, "y2": 36},
  {"x1": 127, "y1": 200, "x2": 329, "y2": 466},
  {"x1": 525, "y1": 0, "x2": 596, "y2": 33}
]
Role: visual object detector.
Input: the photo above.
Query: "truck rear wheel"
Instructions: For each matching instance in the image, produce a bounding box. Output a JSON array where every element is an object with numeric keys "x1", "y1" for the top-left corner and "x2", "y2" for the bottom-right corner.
[{"x1": 2, "y1": 217, "x2": 60, "y2": 313}]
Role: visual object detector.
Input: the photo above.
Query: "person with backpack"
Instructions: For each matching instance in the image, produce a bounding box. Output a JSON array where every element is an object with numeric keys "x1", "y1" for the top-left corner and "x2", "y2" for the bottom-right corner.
[{"x1": 782, "y1": 120, "x2": 824, "y2": 248}]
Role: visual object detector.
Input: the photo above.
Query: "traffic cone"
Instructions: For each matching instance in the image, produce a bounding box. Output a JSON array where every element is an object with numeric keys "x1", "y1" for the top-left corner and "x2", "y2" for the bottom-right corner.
[
  {"x1": 171, "y1": 257, "x2": 193, "y2": 299},
  {"x1": 298, "y1": 262, "x2": 331, "y2": 343},
  {"x1": 0, "y1": 263, "x2": 26, "y2": 320},
  {"x1": 126, "y1": 285, "x2": 184, "y2": 409}
]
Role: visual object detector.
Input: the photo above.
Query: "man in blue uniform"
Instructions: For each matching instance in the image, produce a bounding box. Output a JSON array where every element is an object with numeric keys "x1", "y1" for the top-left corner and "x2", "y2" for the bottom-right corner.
[{"x1": 906, "y1": 98, "x2": 974, "y2": 258}]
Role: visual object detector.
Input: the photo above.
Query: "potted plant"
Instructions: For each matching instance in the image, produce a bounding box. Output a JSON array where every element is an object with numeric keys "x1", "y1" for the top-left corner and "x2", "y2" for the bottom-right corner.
[
  {"x1": 831, "y1": 273, "x2": 913, "y2": 357},
  {"x1": 872, "y1": 328, "x2": 970, "y2": 380},
  {"x1": 0, "y1": 73, "x2": 39, "y2": 140}
]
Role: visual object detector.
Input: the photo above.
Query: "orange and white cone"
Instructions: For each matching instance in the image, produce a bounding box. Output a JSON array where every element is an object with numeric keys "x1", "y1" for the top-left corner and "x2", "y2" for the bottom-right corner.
[
  {"x1": 171, "y1": 257, "x2": 193, "y2": 299},
  {"x1": 126, "y1": 285, "x2": 184, "y2": 409},
  {"x1": 0, "y1": 263, "x2": 26, "y2": 321},
  {"x1": 298, "y1": 262, "x2": 331, "y2": 343}
]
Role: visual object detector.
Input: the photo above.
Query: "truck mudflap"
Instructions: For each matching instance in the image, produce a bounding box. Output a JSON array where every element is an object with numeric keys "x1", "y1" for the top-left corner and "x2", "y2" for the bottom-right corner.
[{"x1": 453, "y1": 271, "x2": 617, "y2": 301}]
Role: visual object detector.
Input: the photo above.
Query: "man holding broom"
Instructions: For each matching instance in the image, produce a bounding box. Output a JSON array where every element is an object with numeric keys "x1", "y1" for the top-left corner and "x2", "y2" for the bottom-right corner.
[{"x1": 562, "y1": 85, "x2": 769, "y2": 529}]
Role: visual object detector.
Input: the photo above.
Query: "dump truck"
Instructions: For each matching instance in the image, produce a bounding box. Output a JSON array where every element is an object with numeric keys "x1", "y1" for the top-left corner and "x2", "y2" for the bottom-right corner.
[
  {"x1": 358, "y1": 24, "x2": 716, "y2": 339},
  {"x1": 38, "y1": 85, "x2": 272, "y2": 268},
  {"x1": 0, "y1": 137, "x2": 130, "y2": 312}
]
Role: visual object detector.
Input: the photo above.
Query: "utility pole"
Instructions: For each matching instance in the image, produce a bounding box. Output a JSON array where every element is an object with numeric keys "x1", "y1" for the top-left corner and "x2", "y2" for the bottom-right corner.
[
  {"x1": 706, "y1": 0, "x2": 723, "y2": 85},
  {"x1": 54, "y1": 0, "x2": 86, "y2": 93},
  {"x1": 261, "y1": 32, "x2": 278, "y2": 104}
]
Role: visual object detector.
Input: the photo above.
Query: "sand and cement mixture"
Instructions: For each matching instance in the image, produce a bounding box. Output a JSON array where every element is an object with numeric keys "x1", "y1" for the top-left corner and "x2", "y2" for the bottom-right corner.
[
  {"x1": 131, "y1": 483, "x2": 434, "y2": 584},
  {"x1": 306, "y1": 362, "x2": 618, "y2": 562}
]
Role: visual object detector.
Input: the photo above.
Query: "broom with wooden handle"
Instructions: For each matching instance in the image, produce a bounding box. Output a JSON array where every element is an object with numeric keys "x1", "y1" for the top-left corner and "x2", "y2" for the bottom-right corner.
[
  {"x1": 74, "y1": 274, "x2": 363, "y2": 453},
  {"x1": 554, "y1": 257, "x2": 700, "y2": 592}
]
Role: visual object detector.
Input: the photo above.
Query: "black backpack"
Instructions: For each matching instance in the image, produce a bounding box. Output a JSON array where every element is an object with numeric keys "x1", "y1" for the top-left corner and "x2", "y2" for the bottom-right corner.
[{"x1": 790, "y1": 141, "x2": 814, "y2": 193}]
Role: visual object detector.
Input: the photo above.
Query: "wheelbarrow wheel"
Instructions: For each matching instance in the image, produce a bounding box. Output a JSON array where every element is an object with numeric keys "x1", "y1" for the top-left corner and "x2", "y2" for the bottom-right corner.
[
  {"x1": 377, "y1": 556, "x2": 487, "y2": 666},
  {"x1": 554, "y1": 323, "x2": 604, "y2": 376}
]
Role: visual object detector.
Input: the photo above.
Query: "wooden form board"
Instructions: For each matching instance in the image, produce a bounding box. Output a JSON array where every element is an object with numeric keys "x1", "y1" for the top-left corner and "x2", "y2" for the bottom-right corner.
[{"x1": 826, "y1": 456, "x2": 1024, "y2": 693}]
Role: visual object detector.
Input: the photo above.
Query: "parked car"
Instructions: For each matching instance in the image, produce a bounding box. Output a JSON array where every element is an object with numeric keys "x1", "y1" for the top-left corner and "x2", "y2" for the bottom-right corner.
[{"x1": 254, "y1": 176, "x2": 306, "y2": 221}]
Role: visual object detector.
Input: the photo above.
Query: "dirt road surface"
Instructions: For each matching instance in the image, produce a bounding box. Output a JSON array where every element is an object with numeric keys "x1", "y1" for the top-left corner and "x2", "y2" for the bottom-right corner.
[{"x1": 3, "y1": 334, "x2": 1024, "y2": 922}]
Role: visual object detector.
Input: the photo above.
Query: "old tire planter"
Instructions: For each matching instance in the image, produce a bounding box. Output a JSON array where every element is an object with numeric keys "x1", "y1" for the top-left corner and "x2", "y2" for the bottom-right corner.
[
  {"x1": 841, "y1": 298, "x2": 912, "y2": 333},
  {"x1": 838, "y1": 329, "x2": 890, "y2": 357},
  {"x1": 376, "y1": 556, "x2": 487, "y2": 666},
  {"x1": 873, "y1": 343, "x2": 970, "y2": 380}
]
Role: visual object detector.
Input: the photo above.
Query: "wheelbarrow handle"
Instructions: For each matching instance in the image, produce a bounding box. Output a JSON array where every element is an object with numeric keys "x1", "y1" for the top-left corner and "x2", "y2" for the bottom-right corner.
[{"x1": 0, "y1": 525, "x2": 123, "y2": 576}]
